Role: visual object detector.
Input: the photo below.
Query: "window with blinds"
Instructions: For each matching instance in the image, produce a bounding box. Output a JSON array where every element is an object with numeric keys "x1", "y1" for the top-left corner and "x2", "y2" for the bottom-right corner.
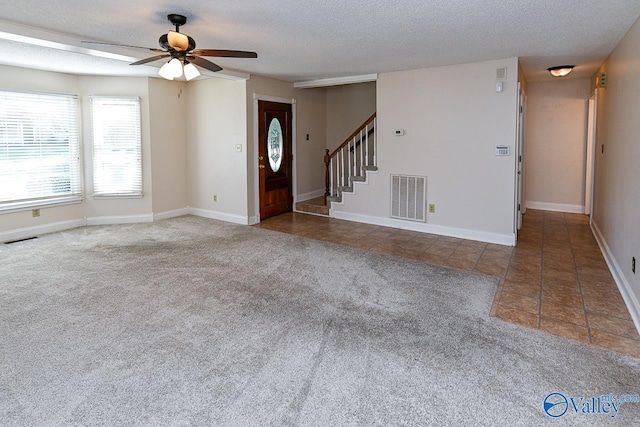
[
  {"x1": 0, "y1": 90, "x2": 82, "y2": 212},
  {"x1": 90, "y1": 97, "x2": 142, "y2": 197}
]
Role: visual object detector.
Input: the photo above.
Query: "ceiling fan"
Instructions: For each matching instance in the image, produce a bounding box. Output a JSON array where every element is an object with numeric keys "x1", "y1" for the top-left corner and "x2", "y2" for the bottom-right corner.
[{"x1": 83, "y1": 14, "x2": 257, "y2": 80}]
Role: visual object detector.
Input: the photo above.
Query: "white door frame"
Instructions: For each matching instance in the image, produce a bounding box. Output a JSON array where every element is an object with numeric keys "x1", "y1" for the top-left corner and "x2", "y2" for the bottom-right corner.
[
  {"x1": 251, "y1": 94, "x2": 297, "y2": 225},
  {"x1": 585, "y1": 90, "x2": 597, "y2": 216},
  {"x1": 514, "y1": 82, "x2": 526, "y2": 233}
]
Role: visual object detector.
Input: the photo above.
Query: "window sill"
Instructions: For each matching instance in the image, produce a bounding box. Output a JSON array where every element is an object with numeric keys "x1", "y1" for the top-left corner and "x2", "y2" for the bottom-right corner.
[
  {"x1": 92, "y1": 193, "x2": 144, "y2": 200},
  {"x1": 0, "y1": 196, "x2": 84, "y2": 215}
]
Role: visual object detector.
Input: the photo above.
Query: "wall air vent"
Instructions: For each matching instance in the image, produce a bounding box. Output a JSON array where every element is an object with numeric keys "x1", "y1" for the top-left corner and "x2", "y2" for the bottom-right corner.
[
  {"x1": 496, "y1": 67, "x2": 507, "y2": 80},
  {"x1": 390, "y1": 174, "x2": 427, "y2": 222}
]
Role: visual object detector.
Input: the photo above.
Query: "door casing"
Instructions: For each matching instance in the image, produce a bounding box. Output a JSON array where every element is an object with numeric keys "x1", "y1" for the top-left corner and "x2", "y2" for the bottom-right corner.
[{"x1": 251, "y1": 94, "x2": 297, "y2": 224}]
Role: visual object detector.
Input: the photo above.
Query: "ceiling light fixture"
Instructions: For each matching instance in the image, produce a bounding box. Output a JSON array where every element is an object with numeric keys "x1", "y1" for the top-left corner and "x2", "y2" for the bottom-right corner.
[
  {"x1": 547, "y1": 65, "x2": 575, "y2": 77},
  {"x1": 183, "y1": 62, "x2": 201, "y2": 81},
  {"x1": 158, "y1": 58, "x2": 200, "y2": 81}
]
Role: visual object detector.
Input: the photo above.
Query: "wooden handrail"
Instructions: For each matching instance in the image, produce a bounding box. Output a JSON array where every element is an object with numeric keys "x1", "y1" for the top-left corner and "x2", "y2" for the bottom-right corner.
[{"x1": 329, "y1": 112, "x2": 376, "y2": 158}]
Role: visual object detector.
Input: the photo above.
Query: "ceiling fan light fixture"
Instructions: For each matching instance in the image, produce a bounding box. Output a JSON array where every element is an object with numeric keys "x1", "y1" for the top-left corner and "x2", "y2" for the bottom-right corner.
[
  {"x1": 183, "y1": 62, "x2": 201, "y2": 81},
  {"x1": 158, "y1": 61, "x2": 175, "y2": 80},
  {"x1": 158, "y1": 58, "x2": 184, "y2": 80},
  {"x1": 547, "y1": 65, "x2": 575, "y2": 77},
  {"x1": 168, "y1": 57, "x2": 184, "y2": 78},
  {"x1": 167, "y1": 31, "x2": 189, "y2": 51}
]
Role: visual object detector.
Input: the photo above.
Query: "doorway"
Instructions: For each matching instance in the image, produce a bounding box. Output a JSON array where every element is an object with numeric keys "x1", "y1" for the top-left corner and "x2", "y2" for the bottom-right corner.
[{"x1": 258, "y1": 100, "x2": 293, "y2": 220}]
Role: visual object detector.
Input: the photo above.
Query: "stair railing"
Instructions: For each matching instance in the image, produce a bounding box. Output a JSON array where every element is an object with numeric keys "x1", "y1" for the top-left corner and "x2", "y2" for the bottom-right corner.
[{"x1": 324, "y1": 113, "x2": 377, "y2": 203}]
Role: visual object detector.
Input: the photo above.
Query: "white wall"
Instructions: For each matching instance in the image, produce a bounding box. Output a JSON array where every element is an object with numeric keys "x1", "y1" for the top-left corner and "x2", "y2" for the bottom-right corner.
[
  {"x1": 148, "y1": 78, "x2": 188, "y2": 217},
  {"x1": 326, "y1": 82, "x2": 376, "y2": 152},
  {"x1": 296, "y1": 88, "x2": 327, "y2": 199},
  {"x1": 592, "y1": 16, "x2": 640, "y2": 328},
  {"x1": 186, "y1": 78, "x2": 248, "y2": 223},
  {"x1": 332, "y1": 58, "x2": 520, "y2": 245},
  {"x1": 525, "y1": 79, "x2": 590, "y2": 213}
]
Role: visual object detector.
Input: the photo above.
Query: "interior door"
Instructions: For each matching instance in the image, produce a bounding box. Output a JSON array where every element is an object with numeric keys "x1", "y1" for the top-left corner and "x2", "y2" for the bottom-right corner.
[{"x1": 259, "y1": 100, "x2": 293, "y2": 220}]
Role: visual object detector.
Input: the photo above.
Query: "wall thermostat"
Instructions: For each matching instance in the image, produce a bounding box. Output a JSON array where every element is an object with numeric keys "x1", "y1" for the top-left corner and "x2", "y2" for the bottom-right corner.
[
  {"x1": 394, "y1": 129, "x2": 405, "y2": 136},
  {"x1": 495, "y1": 145, "x2": 510, "y2": 156}
]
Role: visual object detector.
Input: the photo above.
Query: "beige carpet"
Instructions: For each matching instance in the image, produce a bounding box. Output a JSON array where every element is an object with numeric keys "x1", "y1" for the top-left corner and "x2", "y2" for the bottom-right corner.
[{"x1": 1, "y1": 215, "x2": 639, "y2": 426}]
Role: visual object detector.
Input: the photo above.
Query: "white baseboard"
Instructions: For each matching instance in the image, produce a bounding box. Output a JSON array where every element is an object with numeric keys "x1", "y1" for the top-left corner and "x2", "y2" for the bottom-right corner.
[
  {"x1": 296, "y1": 189, "x2": 325, "y2": 203},
  {"x1": 188, "y1": 207, "x2": 249, "y2": 225},
  {"x1": 526, "y1": 201, "x2": 585, "y2": 214},
  {"x1": 0, "y1": 219, "x2": 85, "y2": 243},
  {"x1": 591, "y1": 220, "x2": 640, "y2": 336},
  {"x1": 331, "y1": 210, "x2": 516, "y2": 246},
  {"x1": 154, "y1": 208, "x2": 190, "y2": 221},
  {"x1": 85, "y1": 214, "x2": 154, "y2": 226}
]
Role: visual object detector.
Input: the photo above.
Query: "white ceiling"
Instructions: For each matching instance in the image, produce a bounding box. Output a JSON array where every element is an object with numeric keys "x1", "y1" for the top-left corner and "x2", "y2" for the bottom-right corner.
[{"x1": 1, "y1": 0, "x2": 639, "y2": 83}]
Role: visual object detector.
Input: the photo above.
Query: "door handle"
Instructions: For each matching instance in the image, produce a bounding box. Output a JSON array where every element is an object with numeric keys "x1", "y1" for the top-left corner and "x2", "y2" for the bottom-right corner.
[{"x1": 259, "y1": 165, "x2": 266, "y2": 169}]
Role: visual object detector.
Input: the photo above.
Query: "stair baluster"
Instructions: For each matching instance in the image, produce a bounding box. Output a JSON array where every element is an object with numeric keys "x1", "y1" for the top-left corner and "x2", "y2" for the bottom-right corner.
[{"x1": 325, "y1": 113, "x2": 377, "y2": 206}]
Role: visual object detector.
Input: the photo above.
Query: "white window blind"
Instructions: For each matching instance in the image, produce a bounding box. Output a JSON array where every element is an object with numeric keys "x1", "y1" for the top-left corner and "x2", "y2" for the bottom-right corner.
[
  {"x1": 0, "y1": 90, "x2": 82, "y2": 211},
  {"x1": 90, "y1": 97, "x2": 142, "y2": 197}
]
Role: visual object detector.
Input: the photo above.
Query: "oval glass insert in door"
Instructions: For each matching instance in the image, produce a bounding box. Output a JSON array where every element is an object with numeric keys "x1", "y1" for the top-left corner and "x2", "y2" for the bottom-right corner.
[{"x1": 267, "y1": 118, "x2": 283, "y2": 172}]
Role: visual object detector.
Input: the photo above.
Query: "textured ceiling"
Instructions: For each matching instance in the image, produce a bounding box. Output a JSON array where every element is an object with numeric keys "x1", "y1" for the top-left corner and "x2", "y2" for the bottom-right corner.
[{"x1": 1, "y1": 0, "x2": 639, "y2": 83}]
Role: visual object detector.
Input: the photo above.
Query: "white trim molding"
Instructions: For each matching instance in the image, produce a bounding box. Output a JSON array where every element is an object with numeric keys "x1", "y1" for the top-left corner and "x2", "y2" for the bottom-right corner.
[
  {"x1": 525, "y1": 201, "x2": 585, "y2": 214},
  {"x1": 252, "y1": 94, "x2": 297, "y2": 224},
  {"x1": 85, "y1": 214, "x2": 153, "y2": 226},
  {"x1": 331, "y1": 210, "x2": 516, "y2": 246},
  {"x1": 189, "y1": 207, "x2": 249, "y2": 225},
  {"x1": 591, "y1": 220, "x2": 640, "y2": 336},
  {"x1": 0, "y1": 219, "x2": 85, "y2": 243},
  {"x1": 154, "y1": 208, "x2": 190, "y2": 221},
  {"x1": 294, "y1": 74, "x2": 378, "y2": 89}
]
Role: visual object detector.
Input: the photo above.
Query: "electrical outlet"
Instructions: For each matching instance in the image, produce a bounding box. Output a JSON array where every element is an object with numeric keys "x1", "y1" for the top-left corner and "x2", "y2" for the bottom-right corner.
[
  {"x1": 32, "y1": 209, "x2": 40, "y2": 217},
  {"x1": 633, "y1": 257, "x2": 636, "y2": 274},
  {"x1": 428, "y1": 204, "x2": 436, "y2": 214},
  {"x1": 213, "y1": 195, "x2": 217, "y2": 202}
]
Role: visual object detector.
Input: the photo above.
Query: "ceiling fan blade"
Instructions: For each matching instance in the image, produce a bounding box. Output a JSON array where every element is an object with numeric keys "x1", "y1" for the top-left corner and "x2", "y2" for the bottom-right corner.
[
  {"x1": 130, "y1": 54, "x2": 170, "y2": 66},
  {"x1": 81, "y1": 41, "x2": 164, "y2": 52},
  {"x1": 188, "y1": 56, "x2": 223, "y2": 72},
  {"x1": 191, "y1": 49, "x2": 258, "y2": 58}
]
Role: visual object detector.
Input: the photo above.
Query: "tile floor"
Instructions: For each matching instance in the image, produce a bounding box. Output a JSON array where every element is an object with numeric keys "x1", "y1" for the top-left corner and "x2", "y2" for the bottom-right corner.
[{"x1": 256, "y1": 209, "x2": 640, "y2": 358}]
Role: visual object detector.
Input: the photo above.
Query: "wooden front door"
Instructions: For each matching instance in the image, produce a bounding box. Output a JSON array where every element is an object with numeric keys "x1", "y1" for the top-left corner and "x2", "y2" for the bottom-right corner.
[{"x1": 259, "y1": 101, "x2": 293, "y2": 220}]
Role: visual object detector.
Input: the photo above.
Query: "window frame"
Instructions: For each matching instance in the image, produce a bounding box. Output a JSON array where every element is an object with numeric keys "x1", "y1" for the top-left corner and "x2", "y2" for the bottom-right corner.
[
  {"x1": 89, "y1": 96, "x2": 143, "y2": 198},
  {"x1": 0, "y1": 89, "x2": 83, "y2": 213}
]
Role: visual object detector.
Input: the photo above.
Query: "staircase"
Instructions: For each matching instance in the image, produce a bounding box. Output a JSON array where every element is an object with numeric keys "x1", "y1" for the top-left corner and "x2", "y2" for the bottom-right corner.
[
  {"x1": 295, "y1": 113, "x2": 377, "y2": 217},
  {"x1": 325, "y1": 113, "x2": 377, "y2": 205}
]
